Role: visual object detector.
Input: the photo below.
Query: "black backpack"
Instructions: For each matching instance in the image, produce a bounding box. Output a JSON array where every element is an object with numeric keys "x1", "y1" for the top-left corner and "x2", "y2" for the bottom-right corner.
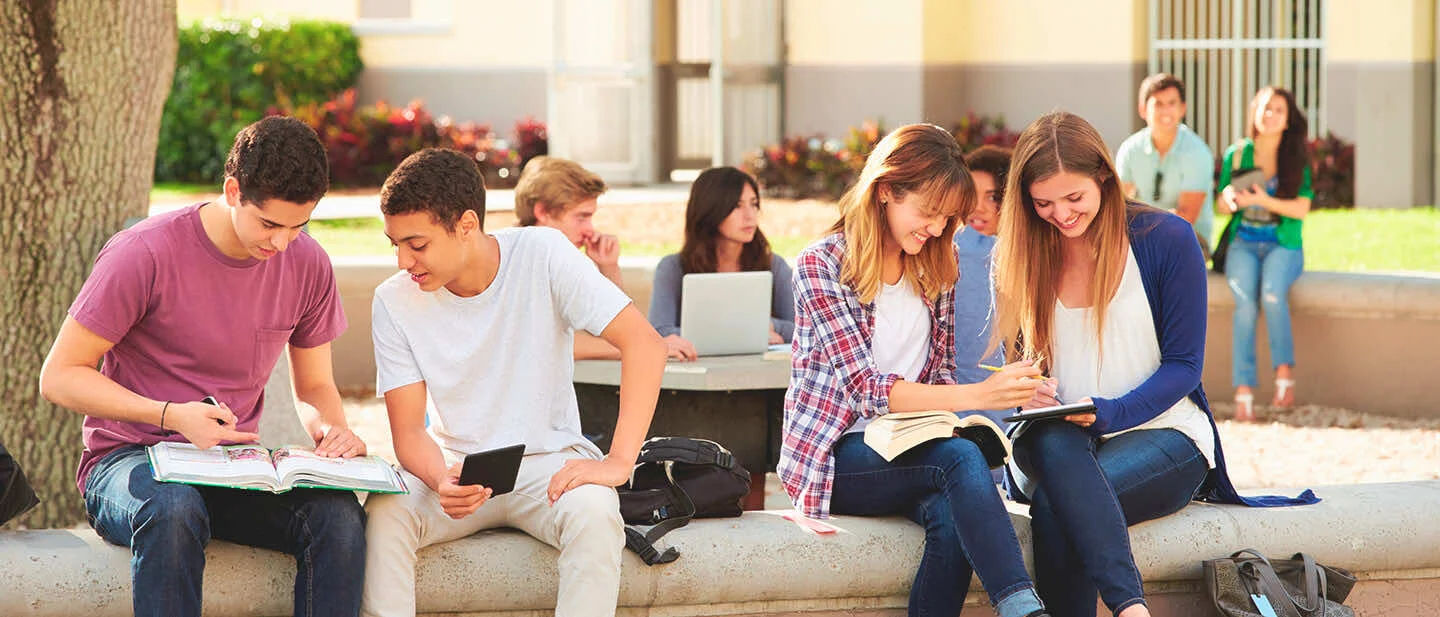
[
  {"x1": 618, "y1": 437, "x2": 751, "y2": 565},
  {"x1": 0, "y1": 440, "x2": 40, "y2": 526}
]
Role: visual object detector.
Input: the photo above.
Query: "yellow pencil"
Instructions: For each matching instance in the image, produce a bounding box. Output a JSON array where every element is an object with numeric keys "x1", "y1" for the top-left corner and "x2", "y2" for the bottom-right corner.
[{"x1": 979, "y1": 364, "x2": 1048, "y2": 381}]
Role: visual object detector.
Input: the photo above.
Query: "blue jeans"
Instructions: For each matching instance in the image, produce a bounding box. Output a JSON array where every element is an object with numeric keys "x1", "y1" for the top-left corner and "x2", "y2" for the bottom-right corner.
[
  {"x1": 1225, "y1": 237, "x2": 1304, "y2": 387},
  {"x1": 85, "y1": 445, "x2": 367, "y2": 617},
  {"x1": 1015, "y1": 423, "x2": 1208, "y2": 617},
  {"x1": 831, "y1": 434, "x2": 1044, "y2": 617}
]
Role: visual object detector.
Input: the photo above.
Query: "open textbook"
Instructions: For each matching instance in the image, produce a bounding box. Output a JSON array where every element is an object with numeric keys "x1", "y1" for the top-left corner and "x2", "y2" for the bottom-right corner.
[
  {"x1": 148, "y1": 442, "x2": 408, "y2": 494},
  {"x1": 863, "y1": 411, "x2": 1011, "y2": 468}
]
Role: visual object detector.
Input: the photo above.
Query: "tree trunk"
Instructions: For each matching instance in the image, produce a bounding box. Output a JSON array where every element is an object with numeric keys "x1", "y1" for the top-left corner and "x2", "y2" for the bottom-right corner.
[{"x1": 0, "y1": 1, "x2": 176, "y2": 528}]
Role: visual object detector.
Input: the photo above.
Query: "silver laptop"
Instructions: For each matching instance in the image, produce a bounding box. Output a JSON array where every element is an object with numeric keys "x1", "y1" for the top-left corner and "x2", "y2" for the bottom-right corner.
[{"x1": 680, "y1": 271, "x2": 773, "y2": 356}]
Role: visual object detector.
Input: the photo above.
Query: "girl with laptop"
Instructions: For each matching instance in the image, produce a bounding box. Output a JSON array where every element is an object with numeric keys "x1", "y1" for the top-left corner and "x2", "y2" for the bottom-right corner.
[
  {"x1": 991, "y1": 111, "x2": 1316, "y2": 617},
  {"x1": 778, "y1": 123, "x2": 1052, "y2": 617},
  {"x1": 648, "y1": 166, "x2": 795, "y2": 361}
]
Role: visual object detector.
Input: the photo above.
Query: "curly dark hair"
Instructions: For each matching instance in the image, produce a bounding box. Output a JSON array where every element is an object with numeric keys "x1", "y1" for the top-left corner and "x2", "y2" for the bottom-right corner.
[
  {"x1": 380, "y1": 148, "x2": 486, "y2": 231},
  {"x1": 963, "y1": 145, "x2": 1012, "y2": 199},
  {"x1": 224, "y1": 116, "x2": 329, "y2": 206}
]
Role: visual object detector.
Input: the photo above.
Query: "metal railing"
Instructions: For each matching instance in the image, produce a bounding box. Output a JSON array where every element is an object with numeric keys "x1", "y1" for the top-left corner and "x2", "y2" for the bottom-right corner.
[{"x1": 1150, "y1": 0, "x2": 1326, "y2": 152}]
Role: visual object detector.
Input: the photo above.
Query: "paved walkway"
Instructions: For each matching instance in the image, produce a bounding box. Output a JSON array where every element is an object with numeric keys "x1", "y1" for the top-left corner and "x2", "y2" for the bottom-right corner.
[{"x1": 149, "y1": 183, "x2": 694, "y2": 220}]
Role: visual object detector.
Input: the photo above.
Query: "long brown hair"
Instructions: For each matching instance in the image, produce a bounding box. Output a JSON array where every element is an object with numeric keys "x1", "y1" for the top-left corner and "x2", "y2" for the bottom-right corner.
[
  {"x1": 992, "y1": 111, "x2": 1133, "y2": 370},
  {"x1": 1246, "y1": 86, "x2": 1310, "y2": 199},
  {"x1": 829, "y1": 123, "x2": 971, "y2": 304},
  {"x1": 679, "y1": 166, "x2": 772, "y2": 273}
]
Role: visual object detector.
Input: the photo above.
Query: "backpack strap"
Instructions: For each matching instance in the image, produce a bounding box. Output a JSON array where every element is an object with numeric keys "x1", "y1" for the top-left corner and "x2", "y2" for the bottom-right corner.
[
  {"x1": 635, "y1": 437, "x2": 736, "y2": 470},
  {"x1": 624, "y1": 527, "x2": 679, "y2": 565},
  {"x1": 623, "y1": 442, "x2": 707, "y2": 566}
]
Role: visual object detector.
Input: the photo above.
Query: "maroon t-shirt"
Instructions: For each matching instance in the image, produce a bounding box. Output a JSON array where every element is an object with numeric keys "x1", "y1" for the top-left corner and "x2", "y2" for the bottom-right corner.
[{"x1": 69, "y1": 204, "x2": 346, "y2": 492}]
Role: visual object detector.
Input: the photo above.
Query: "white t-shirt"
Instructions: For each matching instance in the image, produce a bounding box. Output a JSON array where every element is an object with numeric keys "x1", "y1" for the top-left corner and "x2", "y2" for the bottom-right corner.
[
  {"x1": 1051, "y1": 248, "x2": 1216, "y2": 468},
  {"x1": 848, "y1": 278, "x2": 931, "y2": 435},
  {"x1": 371, "y1": 226, "x2": 632, "y2": 460}
]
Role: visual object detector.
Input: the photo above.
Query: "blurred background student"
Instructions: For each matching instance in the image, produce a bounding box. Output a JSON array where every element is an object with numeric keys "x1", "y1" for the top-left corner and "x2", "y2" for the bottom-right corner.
[
  {"x1": 648, "y1": 166, "x2": 795, "y2": 361},
  {"x1": 1217, "y1": 86, "x2": 1312, "y2": 421},
  {"x1": 515, "y1": 156, "x2": 626, "y2": 360},
  {"x1": 952, "y1": 146, "x2": 1013, "y2": 441},
  {"x1": 1115, "y1": 73, "x2": 1217, "y2": 257}
]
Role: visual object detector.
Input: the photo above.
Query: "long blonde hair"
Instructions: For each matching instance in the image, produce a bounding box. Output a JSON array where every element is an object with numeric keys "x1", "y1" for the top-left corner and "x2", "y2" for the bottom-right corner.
[
  {"x1": 829, "y1": 123, "x2": 972, "y2": 304},
  {"x1": 992, "y1": 111, "x2": 1132, "y2": 370}
]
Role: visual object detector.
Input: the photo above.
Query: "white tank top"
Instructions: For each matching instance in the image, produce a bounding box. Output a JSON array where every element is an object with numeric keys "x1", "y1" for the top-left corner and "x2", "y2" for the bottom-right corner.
[{"x1": 1051, "y1": 248, "x2": 1216, "y2": 468}]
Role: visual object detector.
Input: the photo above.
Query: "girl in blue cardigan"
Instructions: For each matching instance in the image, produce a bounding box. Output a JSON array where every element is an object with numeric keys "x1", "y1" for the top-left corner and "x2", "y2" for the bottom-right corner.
[{"x1": 991, "y1": 112, "x2": 1316, "y2": 617}]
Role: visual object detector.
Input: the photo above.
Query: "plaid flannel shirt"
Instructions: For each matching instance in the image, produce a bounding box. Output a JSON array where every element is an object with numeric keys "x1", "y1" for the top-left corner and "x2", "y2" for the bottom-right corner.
[{"x1": 778, "y1": 233, "x2": 959, "y2": 519}]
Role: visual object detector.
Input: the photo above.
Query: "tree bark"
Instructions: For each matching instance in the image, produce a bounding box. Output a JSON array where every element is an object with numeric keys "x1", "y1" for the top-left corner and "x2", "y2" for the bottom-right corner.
[{"x1": 0, "y1": 1, "x2": 176, "y2": 528}]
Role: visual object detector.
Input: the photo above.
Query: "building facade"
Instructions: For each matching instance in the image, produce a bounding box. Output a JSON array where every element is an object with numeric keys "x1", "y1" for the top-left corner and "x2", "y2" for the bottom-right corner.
[{"x1": 179, "y1": 0, "x2": 1436, "y2": 207}]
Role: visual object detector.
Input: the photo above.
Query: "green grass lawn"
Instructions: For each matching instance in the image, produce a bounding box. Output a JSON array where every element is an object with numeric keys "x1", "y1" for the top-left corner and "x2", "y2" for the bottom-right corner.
[
  {"x1": 151, "y1": 181, "x2": 216, "y2": 201},
  {"x1": 1271, "y1": 208, "x2": 1440, "y2": 273},
  {"x1": 307, "y1": 207, "x2": 1440, "y2": 273}
]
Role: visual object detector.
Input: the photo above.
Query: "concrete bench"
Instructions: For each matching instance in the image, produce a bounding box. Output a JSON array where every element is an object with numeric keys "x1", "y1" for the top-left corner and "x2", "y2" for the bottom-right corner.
[{"x1": 6, "y1": 481, "x2": 1438, "y2": 616}]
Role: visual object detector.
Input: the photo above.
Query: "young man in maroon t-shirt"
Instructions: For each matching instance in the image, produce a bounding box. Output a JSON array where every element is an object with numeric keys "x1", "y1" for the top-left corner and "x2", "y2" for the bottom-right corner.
[{"x1": 39, "y1": 116, "x2": 367, "y2": 617}]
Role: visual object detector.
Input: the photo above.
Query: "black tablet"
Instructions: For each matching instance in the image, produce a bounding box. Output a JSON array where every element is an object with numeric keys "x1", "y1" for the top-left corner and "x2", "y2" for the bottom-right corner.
[
  {"x1": 458, "y1": 444, "x2": 525, "y2": 495},
  {"x1": 1228, "y1": 167, "x2": 1268, "y2": 193},
  {"x1": 1002, "y1": 401, "x2": 1098, "y2": 423}
]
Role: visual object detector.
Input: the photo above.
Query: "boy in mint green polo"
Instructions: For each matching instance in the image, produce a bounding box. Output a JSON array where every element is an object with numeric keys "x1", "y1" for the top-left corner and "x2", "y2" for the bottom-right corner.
[{"x1": 1116, "y1": 73, "x2": 1216, "y2": 255}]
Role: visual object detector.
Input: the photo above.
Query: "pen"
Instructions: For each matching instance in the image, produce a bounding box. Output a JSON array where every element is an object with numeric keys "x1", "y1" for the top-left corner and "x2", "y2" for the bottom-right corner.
[{"x1": 978, "y1": 364, "x2": 1049, "y2": 381}]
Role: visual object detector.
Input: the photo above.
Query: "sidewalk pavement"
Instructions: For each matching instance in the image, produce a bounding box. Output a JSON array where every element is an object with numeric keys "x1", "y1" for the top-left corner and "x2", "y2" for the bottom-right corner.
[{"x1": 149, "y1": 184, "x2": 694, "y2": 220}]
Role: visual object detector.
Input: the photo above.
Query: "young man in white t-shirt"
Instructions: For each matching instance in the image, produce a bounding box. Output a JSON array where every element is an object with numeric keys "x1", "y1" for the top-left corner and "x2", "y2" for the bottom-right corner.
[{"x1": 360, "y1": 149, "x2": 667, "y2": 617}]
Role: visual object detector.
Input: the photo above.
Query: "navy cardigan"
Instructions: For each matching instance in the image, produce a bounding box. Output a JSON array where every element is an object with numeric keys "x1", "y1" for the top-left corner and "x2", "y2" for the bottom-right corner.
[{"x1": 1084, "y1": 206, "x2": 1317, "y2": 507}]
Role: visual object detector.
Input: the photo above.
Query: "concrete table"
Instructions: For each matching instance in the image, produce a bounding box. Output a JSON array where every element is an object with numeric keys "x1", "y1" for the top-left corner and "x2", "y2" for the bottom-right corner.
[{"x1": 573, "y1": 354, "x2": 790, "y2": 509}]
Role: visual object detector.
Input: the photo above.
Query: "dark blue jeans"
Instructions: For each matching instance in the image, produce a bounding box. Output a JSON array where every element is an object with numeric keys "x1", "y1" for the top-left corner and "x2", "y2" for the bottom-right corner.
[
  {"x1": 85, "y1": 445, "x2": 367, "y2": 617},
  {"x1": 831, "y1": 434, "x2": 1044, "y2": 617},
  {"x1": 1016, "y1": 423, "x2": 1208, "y2": 617}
]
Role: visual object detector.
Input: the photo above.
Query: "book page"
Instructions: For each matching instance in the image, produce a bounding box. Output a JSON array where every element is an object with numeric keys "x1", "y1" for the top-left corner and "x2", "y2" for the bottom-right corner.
[
  {"x1": 152, "y1": 443, "x2": 277, "y2": 483},
  {"x1": 274, "y1": 448, "x2": 392, "y2": 487}
]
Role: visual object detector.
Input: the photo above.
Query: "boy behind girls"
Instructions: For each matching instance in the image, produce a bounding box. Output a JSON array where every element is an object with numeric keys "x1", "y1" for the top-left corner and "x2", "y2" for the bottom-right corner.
[
  {"x1": 953, "y1": 146, "x2": 1013, "y2": 479},
  {"x1": 361, "y1": 149, "x2": 667, "y2": 617},
  {"x1": 514, "y1": 155, "x2": 627, "y2": 359},
  {"x1": 1114, "y1": 72, "x2": 1217, "y2": 255},
  {"x1": 39, "y1": 116, "x2": 367, "y2": 617},
  {"x1": 514, "y1": 155, "x2": 621, "y2": 286}
]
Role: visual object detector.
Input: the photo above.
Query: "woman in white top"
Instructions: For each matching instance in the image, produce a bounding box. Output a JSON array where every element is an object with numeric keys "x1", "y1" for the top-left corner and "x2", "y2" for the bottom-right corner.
[{"x1": 992, "y1": 111, "x2": 1218, "y2": 617}]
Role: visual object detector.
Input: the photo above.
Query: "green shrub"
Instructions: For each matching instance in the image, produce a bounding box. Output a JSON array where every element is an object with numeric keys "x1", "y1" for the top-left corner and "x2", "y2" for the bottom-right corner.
[{"x1": 156, "y1": 17, "x2": 363, "y2": 183}]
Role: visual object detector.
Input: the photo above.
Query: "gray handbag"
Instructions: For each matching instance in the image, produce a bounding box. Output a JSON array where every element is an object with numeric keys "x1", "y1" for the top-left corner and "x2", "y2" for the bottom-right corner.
[{"x1": 1203, "y1": 549, "x2": 1356, "y2": 617}]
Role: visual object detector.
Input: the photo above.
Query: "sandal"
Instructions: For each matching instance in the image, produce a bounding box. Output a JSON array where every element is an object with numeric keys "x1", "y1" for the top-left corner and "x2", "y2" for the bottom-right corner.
[
  {"x1": 1234, "y1": 392, "x2": 1255, "y2": 422},
  {"x1": 1273, "y1": 378, "x2": 1296, "y2": 409}
]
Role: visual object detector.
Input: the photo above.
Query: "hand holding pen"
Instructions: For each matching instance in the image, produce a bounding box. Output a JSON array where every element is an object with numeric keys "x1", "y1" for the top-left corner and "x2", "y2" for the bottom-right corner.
[{"x1": 981, "y1": 363, "x2": 1062, "y2": 409}]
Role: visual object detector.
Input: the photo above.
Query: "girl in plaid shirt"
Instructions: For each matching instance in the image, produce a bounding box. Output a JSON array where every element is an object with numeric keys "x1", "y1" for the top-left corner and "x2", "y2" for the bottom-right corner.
[{"x1": 779, "y1": 123, "x2": 1051, "y2": 617}]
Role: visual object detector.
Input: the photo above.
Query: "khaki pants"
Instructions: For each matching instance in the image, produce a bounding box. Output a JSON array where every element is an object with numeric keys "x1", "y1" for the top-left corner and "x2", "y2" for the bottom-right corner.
[{"x1": 361, "y1": 446, "x2": 624, "y2": 617}]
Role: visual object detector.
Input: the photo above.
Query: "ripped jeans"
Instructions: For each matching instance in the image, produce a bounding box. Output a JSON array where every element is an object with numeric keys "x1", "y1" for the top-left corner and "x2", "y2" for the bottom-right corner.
[{"x1": 1225, "y1": 236, "x2": 1304, "y2": 387}]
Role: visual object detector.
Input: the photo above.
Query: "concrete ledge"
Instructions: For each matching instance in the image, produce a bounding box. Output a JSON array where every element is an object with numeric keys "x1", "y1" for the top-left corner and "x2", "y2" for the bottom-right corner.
[
  {"x1": 1201, "y1": 271, "x2": 1440, "y2": 418},
  {"x1": 332, "y1": 259, "x2": 1440, "y2": 417},
  {"x1": 7, "y1": 481, "x2": 1439, "y2": 616}
]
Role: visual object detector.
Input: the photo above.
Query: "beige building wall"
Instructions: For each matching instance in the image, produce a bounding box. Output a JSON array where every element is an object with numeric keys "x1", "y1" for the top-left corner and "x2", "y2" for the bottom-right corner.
[
  {"x1": 786, "y1": 0, "x2": 1147, "y2": 148},
  {"x1": 1326, "y1": 0, "x2": 1435, "y2": 207},
  {"x1": 783, "y1": 0, "x2": 926, "y2": 137},
  {"x1": 923, "y1": 0, "x2": 1147, "y2": 147}
]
